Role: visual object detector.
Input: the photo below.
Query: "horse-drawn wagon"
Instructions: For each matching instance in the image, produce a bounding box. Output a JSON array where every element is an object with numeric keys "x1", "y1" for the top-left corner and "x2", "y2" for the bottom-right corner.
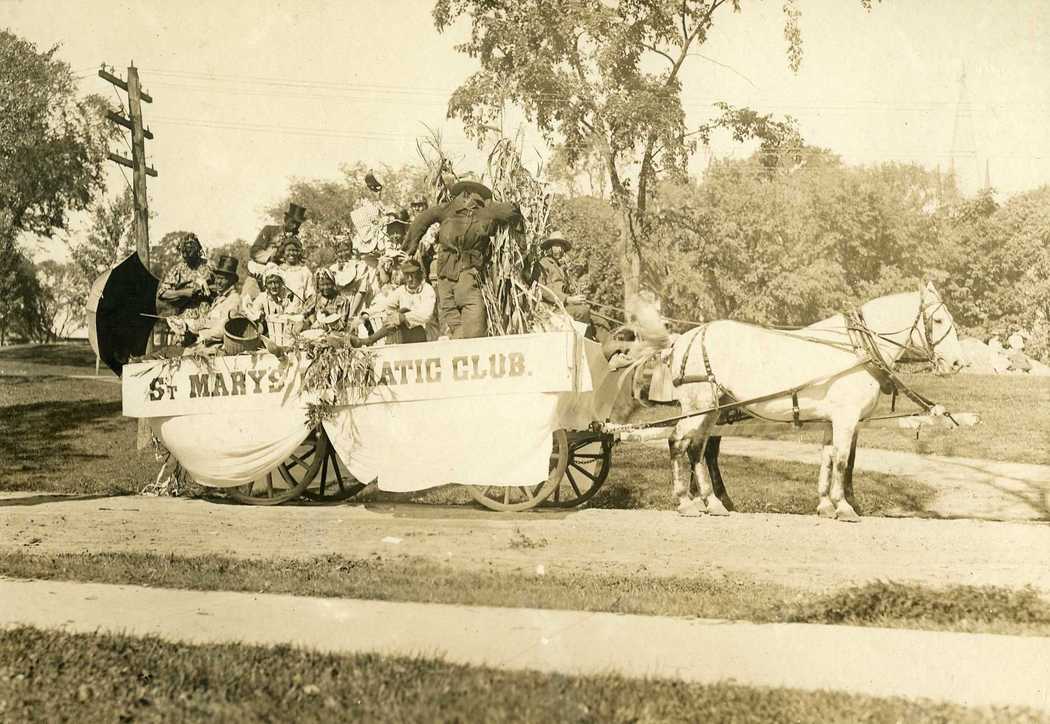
[{"x1": 121, "y1": 330, "x2": 624, "y2": 511}]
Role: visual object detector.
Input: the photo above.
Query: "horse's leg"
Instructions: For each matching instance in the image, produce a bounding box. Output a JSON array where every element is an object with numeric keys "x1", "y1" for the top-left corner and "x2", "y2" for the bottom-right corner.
[
  {"x1": 829, "y1": 418, "x2": 861, "y2": 522},
  {"x1": 669, "y1": 432, "x2": 703, "y2": 517},
  {"x1": 816, "y1": 426, "x2": 836, "y2": 519},
  {"x1": 843, "y1": 430, "x2": 861, "y2": 514},
  {"x1": 694, "y1": 434, "x2": 729, "y2": 515},
  {"x1": 704, "y1": 436, "x2": 735, "y2": 511}
]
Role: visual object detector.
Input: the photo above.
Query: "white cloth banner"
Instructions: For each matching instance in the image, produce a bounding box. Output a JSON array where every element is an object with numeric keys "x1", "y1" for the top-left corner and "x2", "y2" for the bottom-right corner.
[
  {"x1": 323, "y1": 393, "x2": 562, "y2": 492},
  {"x1": 150, "y1": 409, "x2": 311, "y2": 487}
]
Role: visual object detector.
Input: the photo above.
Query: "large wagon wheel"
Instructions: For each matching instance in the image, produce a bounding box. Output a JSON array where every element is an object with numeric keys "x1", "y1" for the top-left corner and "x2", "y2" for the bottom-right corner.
[
  {"x1": 543, "y1": 431, "x2": 614, "y2": 508},
  {"x1": 225, "y1": 429, "x2": 326, "y2": 505},
  {"x1": 300, "y1": 431, "x2": 369, "y2": 503},
  {"x1": 467, "y1": 429, "x2": 569, "y2": 512}
]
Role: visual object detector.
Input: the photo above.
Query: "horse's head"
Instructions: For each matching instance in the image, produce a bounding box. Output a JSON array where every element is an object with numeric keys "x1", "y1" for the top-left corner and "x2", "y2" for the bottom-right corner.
[{"x1": 912, "y1": 282, "x2": 968, "y2": 375}]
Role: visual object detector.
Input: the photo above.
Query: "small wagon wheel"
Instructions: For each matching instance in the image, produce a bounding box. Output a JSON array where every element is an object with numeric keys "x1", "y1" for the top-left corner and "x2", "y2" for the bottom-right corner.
[
  {"x1": 467, "y1": 429, "x2": 570, "y2": 512},
  {"x1": 300, "y1": 430, "x2": 369, "y2": 504},
  {"x1": 225, "y1": 429, "x2": 326, "y2": 505},
  {"x1": 542, "y1": 431, "x2": 614, "y2": 508}
]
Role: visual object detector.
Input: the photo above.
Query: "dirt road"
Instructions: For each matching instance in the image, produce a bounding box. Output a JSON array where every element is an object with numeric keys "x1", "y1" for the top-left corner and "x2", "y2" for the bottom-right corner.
[{"x1": 3, "y1": 493, "x2": 1048, "y2": 593}]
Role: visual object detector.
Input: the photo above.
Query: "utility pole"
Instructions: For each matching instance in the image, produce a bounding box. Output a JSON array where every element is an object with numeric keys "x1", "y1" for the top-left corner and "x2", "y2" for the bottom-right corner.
[{"x1": 99, "y1": 62, "x2": 157, "y2": 269}]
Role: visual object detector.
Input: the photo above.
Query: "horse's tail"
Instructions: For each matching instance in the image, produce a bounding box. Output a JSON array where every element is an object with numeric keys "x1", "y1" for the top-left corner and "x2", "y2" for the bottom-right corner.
[{"x1": 626, "y1": 293, "x2": 672, "y2": 353}]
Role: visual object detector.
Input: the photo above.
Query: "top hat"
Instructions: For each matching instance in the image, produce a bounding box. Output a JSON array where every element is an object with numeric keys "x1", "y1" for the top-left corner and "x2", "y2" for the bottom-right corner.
[
  {"x1": 448, "y1": 180, "x2": 493, "y2": 201},
  {"x1": 284, "y1": 203, "x2": 307, "y2": 224},
  {"x1": 540, "y1": 230, "x2": 572, "y2": 251},
  {"x1": 210, "y1": 255, "x2": 240, "y2": 279},
  {"x1": 364, "y1": 172, "x2": 383, "y2": 193}
]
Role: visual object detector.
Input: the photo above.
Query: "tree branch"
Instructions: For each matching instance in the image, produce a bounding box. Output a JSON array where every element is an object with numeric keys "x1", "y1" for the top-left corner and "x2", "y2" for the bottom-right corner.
[{"x1": 642, "y1": 43, "x2": 676, "y2": 66}]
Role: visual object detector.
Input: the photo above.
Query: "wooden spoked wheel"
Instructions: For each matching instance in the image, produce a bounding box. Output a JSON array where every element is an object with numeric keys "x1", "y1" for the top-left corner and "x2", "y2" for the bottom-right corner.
[
  {"x1": 301, "y1": 433, "x2": 369, "y2": 503},
  {"x1": 543, "y1": 431, "x2": 614, "y2": 508},
  {"x1": 467, "y1": 429, "x2": 570, "y2": 512},
  {"x1": 225, "y1": 430, "x2": 326, "y2": 505}
]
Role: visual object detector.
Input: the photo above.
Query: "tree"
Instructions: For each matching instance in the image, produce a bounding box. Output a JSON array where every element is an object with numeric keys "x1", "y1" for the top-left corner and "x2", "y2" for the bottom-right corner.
[
  {"x1": 0, "y1": 30, "x2": 113, "y2": 236},
  {"x1": 433, "y1": 0, "x2": 868, "y2": 300},
  {"x1": 0, "y1": 233, "x2": 45, "y2": 344},
  {"x1": 68, "y1": 188, "x2": 135, "y2": 312},
  {"x1": 35, "y1": 259, "x2": 82, "y2": 339}
]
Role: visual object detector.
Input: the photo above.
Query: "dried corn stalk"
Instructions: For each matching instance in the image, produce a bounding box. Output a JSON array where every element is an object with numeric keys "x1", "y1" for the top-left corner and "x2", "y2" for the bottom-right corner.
[{"x1": 482, "y1": 132, "x2": 552, "y2": 335}]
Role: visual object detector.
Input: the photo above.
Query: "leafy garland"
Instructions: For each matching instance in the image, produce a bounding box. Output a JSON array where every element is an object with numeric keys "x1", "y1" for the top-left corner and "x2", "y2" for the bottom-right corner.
[{"x1": 292, "y1": 337, "x2": 383, "y2": 428}]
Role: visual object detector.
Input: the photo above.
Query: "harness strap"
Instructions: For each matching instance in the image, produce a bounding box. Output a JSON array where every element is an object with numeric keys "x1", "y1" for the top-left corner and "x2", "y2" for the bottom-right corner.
[
  {"x1": 791, "y1": 392, "x2": 801, "y2": 428},
  {"x1": 673, "y1": 325, "x2": 708, "y2": 387}
]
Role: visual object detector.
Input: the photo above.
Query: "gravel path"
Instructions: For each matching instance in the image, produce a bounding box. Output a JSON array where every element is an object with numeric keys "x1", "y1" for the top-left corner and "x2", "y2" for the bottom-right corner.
[
  {"x1": 3, "y1": 493, "x2": 1048, "y2": 593},
  {"x1": 716, "y1": 438, "x2": 1050, "y2": 521}
]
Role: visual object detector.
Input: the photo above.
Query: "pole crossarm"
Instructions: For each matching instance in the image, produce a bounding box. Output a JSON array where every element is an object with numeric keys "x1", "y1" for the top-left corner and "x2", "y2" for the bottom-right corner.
[
  {"x1": 106, "y1": 110, "x2": 155, "y2": 139},
  {"x1": 98, "y1": 68, "x2": 152, "y2": 103},
  {"x1": 106, "y1": 152, "x2": 158, "y2": 177}
]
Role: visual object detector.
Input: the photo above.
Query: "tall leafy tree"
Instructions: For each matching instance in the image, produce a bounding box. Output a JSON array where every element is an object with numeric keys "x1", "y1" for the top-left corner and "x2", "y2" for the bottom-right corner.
[
  {"x1": 0, "y1": 30, "x2": 112, "y2": 236},
  {"x1": 433, "y1": 0, "x2": 873, "y2": 299}
]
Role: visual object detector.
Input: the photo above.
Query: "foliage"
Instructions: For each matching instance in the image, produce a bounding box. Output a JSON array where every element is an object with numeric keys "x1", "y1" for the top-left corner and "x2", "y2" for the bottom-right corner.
[
  {"x1": 548, "y1": 194, "x2": 624, "y2": 319},
  {"x1": 67, "y1": 187, "x2": 135, "y2": 313},
  {"x1": 34, "y1": 259, "x2": 81, "y2": 339},
  {"x1": 0, "y1": 30, "x2": 113, "y2": 236},
  {"x1": 934, "y1": 186, "x2": 1050, "y2": 360},
  {"x1": 0, "y1": 234, "x2": 46, "y2": 344},
  {"x1": 434, "y1": 0, "x2": 849, "y2": 298},
  {"x1": 267, "y1": 162, "x2": 430, "y2": 268},
  {"x1": 787, "y1": 580, "x2": 1050, "y2": 627}
]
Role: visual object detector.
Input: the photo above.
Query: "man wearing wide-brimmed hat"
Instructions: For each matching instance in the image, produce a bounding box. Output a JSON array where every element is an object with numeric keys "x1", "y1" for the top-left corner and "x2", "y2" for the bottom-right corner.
[
  {"x1": 402, "y1": 178, "x2": 521, "y2": 338},
  {"x1": 537, "y1": 230, "x2": 607, "y2": 341},
  {"x1": 169, "y1": 255, "x2": 243, "y2": 346}
]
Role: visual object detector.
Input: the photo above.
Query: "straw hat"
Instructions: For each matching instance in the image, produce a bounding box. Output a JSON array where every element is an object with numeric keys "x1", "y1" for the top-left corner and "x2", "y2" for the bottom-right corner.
[{"x1": 540, "y1": 230, "x2": 572, "y2": 251}]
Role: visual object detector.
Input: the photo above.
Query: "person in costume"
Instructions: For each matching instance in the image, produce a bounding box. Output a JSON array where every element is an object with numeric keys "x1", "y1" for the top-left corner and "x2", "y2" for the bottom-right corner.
[
  {"x1": 308, "y1": 268, "x2": 350, "y2": 334},
  {"x1": 402, "y1": 179, "x2": 521, "y2": 339},
  {"x1": 357, "y1": 258, "x2": 437, "y2": 345},
  {"x1": 244, "y1": 203, "x2": 307, "y2": 301},
  {"x1": 156, "y1": 233, "x2": 211, "y2": 317},
  {"x1": 167, "y1": 255, "x2": 242, "y2": 346},
  {"x1": 536, "y1": 230, "x2": 608, "y2": 341},
  {"x1": 242, "y1": 268, "x2": 307, "y2": 346},
  {"x1": 274, "y1": 236, "x2": 316, "y2": 316}
]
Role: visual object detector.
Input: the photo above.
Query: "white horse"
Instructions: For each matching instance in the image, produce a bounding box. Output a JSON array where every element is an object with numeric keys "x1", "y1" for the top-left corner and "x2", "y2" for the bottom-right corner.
[{"x1": 629, "y1": 282, "x2": 969, "y2": 522}]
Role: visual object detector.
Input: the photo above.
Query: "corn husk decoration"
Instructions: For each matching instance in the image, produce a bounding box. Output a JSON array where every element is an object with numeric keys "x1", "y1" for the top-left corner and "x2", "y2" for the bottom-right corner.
[{"x1": 481, "y1": 133, "x2": 553, "y2": 335}]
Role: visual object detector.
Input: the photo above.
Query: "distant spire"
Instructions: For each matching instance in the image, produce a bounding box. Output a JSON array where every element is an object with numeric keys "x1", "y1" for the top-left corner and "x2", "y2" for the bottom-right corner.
[{"x1": 949, "y1": 61, "x2": 981, "y2": 196}]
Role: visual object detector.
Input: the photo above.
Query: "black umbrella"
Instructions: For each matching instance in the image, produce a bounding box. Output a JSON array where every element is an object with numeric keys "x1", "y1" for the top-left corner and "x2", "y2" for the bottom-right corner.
[{"x1": 86, "y1": 252, "x2": 160, "y2": 376}]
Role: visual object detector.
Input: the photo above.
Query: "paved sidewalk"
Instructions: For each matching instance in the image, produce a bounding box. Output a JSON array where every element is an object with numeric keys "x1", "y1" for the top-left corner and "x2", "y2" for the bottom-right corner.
[{"x1": 2, "y1": 578, "x2": 1048, "y2": 712}]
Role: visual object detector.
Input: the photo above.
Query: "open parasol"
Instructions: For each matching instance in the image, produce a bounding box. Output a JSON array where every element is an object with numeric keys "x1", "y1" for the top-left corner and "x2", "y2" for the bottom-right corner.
[{"x1": 86, "y1": 251, "x2": 160, "y2": 376}]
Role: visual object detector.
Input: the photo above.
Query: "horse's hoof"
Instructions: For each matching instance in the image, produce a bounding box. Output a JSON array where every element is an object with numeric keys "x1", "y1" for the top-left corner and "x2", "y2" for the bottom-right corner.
[
  {"x1": 706, "y1": 497, "x2": 729, "y2": 516},
  {"x1": 677, "y1": 501, "x2": 704, "y2": 518},
  {"x1": 835, "y1": 502, "x2": 861, "y2": 523},
  {"x1": 816, "y1": 499, "x2": 836, "y2": 519}
]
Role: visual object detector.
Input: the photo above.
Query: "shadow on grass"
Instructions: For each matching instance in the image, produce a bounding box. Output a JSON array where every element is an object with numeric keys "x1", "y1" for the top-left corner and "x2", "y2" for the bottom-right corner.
[
  {"x1": 0, "y1": 398, "x2": 125, "y2": 480},
  {"x1": 0, "y1": 343, "x2": 95, "y2": 368},
  {"x1": 0, "y1": 493, "x2": 128, "y2": 507}
]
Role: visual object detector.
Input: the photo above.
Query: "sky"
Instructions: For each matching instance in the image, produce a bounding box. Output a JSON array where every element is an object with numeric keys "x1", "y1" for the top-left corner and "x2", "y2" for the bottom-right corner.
[{"x1": 4, "y1": 0, "x2": 1050, "y2": 261}]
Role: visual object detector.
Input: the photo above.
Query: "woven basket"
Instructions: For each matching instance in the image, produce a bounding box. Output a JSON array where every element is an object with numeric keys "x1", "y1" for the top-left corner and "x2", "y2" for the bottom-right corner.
[{"x1": 224, "y1": 317, "x2": 262, "y2": 355}]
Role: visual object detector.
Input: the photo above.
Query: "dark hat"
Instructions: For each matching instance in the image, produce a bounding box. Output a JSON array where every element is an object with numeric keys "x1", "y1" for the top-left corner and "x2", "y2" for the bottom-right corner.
[
  {"x1": 448, "y1": 180, "x2": 493, "y2": 201},
  {"x1": 180, "y1": 232, "x2": 202, "y2": 249},
  {"x1": 385, "y1": 208, "x2": 410, "y2": 226},
  {"x1": 365, "y1": 172, "x2": 383, "y2": 193},
  {"x1": 210, "y1": 255, "x2": 239, "y2": 279},
  {"x1": 399, "y1": 258, "x2": 422, "y2": 274},
  {"x1": 284, "y1": 203, "x2": 307, "y2": 223},
  {"x1": 540, "y1": 230, "x2": 572, "y2": 251}
]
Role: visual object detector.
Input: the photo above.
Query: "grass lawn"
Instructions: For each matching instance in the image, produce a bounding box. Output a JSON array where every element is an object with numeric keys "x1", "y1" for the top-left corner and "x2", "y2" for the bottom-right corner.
[
  {"x1": 0, "y1": 626, "x2": 1038, "y2": 723},
  {"x1": 3, "y1": 551, "x2": 1049, "y2": 638}
]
